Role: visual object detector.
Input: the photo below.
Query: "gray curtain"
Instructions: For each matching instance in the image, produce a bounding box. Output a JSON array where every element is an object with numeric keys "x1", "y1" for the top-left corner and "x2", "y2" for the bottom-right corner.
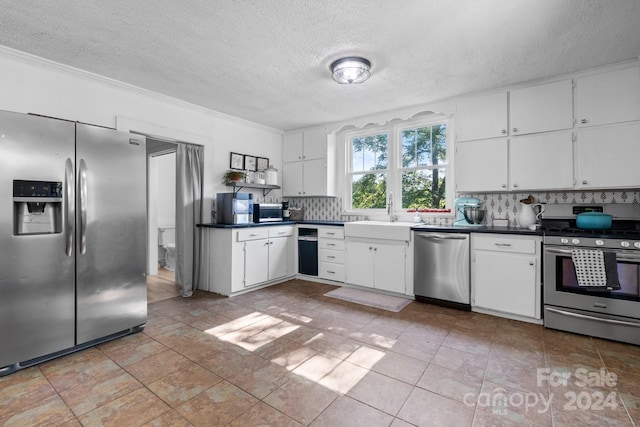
[{"x1": 175, "y1": 143, "x2": 204, "y2": 297}]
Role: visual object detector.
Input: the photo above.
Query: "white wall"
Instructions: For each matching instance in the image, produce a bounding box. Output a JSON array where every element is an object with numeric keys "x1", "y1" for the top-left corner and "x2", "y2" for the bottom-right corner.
[
  {"x1": 0, "y1": 46, "x2": 284, "y2": 218},
  {"x1": 156, "y1": 153, "x2": 176, "y2": 227}
]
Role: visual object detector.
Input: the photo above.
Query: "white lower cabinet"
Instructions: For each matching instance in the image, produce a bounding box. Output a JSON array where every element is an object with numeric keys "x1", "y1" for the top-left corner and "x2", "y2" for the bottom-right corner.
[
  {"x1": 471, "y1": 233, "x2": 542, "y2": 322},
  {"x1": 318, "y1": 227, "x2": 345, "y2": 282},
  {"x1": 345, "y1": 239, "x2": 407, "y2": 294},
  {"x1": 205, "y1": 225, "x2": 295, "y2": 296}
]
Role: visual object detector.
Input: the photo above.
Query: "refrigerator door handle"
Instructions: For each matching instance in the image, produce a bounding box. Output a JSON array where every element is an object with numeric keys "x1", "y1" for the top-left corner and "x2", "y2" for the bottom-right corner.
[
  {"x1": 64, "y1": 158, "x2": 74, "y2": 257},
  {"x1": 79, "y1": 158, "x2": 88, "y2": 255}
]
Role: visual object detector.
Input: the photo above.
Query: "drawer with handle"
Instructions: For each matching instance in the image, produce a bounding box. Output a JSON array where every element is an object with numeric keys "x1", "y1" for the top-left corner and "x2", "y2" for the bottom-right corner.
[
  {"x1": 319, "y1": 239, "x2": 345, "y2": 251},
  {"x1": 319, "y1": 262, "x2": 345, "y2": 282},
  {"x1": 319, "y1": 249, "x2": 345, "y2": 264},
  {"x1": 318, "y1": 228, "x2": 345, "y2": 239},
  {"x1": 269, "y1": 226, "x2": 294, "y2": 238},
  {"x1": 237, "y1": 228, "x2": 269, "y2": 242},
  {"x1": 472, "y1": 235, "x2": 537, "y2": 254}
]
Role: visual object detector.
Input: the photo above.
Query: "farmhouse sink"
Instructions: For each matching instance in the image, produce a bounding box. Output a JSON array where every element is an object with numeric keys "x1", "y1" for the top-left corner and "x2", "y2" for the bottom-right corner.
[{"x1": 344, "y1": 220, "x2": 413, "y2": 241}]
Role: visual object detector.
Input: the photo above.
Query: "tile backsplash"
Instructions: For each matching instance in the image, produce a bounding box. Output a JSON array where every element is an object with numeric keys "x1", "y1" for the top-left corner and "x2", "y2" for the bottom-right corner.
[
  {"x1": 461, "y1": 190, "x2": 640, "y2": 226},
  {"x1": 256, "y1": 190, "x2": 640, "y2": 225}
]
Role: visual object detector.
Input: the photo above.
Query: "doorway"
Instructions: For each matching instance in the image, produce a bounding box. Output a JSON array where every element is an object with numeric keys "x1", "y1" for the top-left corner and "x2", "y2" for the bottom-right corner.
[{"x1": 146, "y1": 139, "x2": 180, "y2": 302}]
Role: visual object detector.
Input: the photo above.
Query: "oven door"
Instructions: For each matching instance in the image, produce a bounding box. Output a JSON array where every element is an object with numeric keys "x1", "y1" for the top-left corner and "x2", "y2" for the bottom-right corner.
[{"x1": 543, "y1": 246, "x2": 640, "y2": 319}]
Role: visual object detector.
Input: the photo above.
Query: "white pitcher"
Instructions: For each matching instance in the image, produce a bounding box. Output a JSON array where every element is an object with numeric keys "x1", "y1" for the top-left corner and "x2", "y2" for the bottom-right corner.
[{"x1": 516, "y1": 203, "x2": 545, "y2": 228}]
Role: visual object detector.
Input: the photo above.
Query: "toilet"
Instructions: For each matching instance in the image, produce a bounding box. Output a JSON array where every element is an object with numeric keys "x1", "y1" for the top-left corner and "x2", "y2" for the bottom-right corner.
[{"x1": 158, "y1": 226, "x2": 176, "y2": 271}]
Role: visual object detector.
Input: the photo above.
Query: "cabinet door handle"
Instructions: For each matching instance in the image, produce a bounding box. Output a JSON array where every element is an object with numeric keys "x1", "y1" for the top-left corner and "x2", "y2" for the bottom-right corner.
[
  {"x1": 278, "y1": 231, "x2": 286, "y2": 235},
  {"x1": 501, "y1": 129, "x2": 506, "y2": 134},
  {"x1": 512, "y1": 127, "x2": 518, "y2": 133},
  {"x1": 581, "y1": 118, "x2": 587, "y2": 124},
  {"x1": 529, "y1": 261, "x2": 534, "y2": 266},
  {"x1": 501, "y1": 184, "x2": 507, "y2": 188},
  {"x1": 582, "y1": 180, "x2": 588, "y2": 185},
  {"x1": 327, "y1": 243, "x2": 336, "y2": 246},
  {"x1": 369, "y1": 246, "x2": 373, "y2": 250},
  {"x1": 327, "y1": 270, "x2": 335, "y2": 274},
  {"x1": 326, "y1": 232, "x2": 335, "y2": 235},
  {"x1": 250, "y1": 233, "x2": 259, "y2": 237},
  {"x1": 327, "y1": 256, "x2": 336, "y2": 259},
  {"x1": 495, "y1": 243, "x2": 512, "y2": 247},
  {"x1": 302, "y1": 155, "x2": 306, "y2": 159},
  {"x1": 512, "y1": 183, "x2": 518, "y2": 188},
  {"x1": 374, "y1": 247, "x2": 377, "y2": 251}
]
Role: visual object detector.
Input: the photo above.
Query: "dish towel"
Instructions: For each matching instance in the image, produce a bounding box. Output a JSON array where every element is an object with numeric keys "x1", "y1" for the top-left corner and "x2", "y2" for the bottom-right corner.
[{"x1": 571, "y1": 249, "x2": 621, "y2": 290}]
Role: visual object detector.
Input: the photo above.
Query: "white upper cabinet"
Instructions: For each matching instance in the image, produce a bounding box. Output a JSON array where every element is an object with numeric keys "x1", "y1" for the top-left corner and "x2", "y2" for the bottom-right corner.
[
  {"x1": 456, "y1": 92, "x2": 508, "y2": 141},
  {"x1": 300, "y1": 128, "x2": 327, "y2": 161},
  {"x1": 576, "y1": 66, "x2": 640, "y2": 127},
  {"x1": 283, "y1": 128, "x2": 327, "y2": 162},
  {"x1": 510, "y1": 79, "x2": 574, "y2": 136},
  {"x1": 577, "y1": 122, "x2": 640, "y2": 189},
  {"x1": 509, "y1": 131, "x2": 574, "y2": 191},
  {"x1": 282, "y1": 127, "x2": 335, "y2": 196},
  {"x1": 283, "y1": 132, "x2": 304, "y2": 163},
  {"x1": 455, "y1": 138, "x2": 508, "y2": 192}
]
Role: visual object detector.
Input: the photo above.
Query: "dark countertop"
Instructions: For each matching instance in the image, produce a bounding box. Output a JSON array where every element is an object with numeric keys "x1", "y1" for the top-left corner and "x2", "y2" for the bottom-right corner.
[
  {"x1": 197, "y1": 220, "x2": 345, "y2": 229},
  {"x1": 198, "y1": 220, "x2": 542, "y2": 235},
  {"x1": 296, "y1": 220, "x2": 345, "y2": 227},
  {"x1": 411, "y1": 224, "x2": 543, "y2": 236},
  {"x1": 197, "y1": 221, "x2": 297, "y2": 229}
]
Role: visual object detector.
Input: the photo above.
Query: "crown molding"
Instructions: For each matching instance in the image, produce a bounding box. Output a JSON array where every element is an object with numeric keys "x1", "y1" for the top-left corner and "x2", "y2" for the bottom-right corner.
[{"x1": 0, "y1": 44, "x2": 282, "y2": 134}]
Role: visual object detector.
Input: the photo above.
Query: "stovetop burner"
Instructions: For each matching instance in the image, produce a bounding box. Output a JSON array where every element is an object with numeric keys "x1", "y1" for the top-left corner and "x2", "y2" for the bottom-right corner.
[
  {"x1": 544, "y1": 227, "x2": 640, "y2": 237},
  {"x1": 541, "y1": 218, "x2": 640, "y2": 239}
]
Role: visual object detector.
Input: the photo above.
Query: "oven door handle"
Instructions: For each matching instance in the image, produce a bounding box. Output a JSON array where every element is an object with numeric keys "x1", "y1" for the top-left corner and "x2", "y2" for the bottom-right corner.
[
  {"x1": 544, "y1": 248, "x2": 573, "y2": 255},
  {"x1": 546, "y1": 307, "x2": 640, "y2": 328},
  {"x1": 545, "y1": 247, "x2": 640, "y2": 262}
]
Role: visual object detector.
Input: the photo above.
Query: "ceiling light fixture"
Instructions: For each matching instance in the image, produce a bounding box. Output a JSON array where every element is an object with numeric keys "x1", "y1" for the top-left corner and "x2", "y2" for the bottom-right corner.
[{"x1": 330, "y1": 57, "x2": 371, "y2": 84}]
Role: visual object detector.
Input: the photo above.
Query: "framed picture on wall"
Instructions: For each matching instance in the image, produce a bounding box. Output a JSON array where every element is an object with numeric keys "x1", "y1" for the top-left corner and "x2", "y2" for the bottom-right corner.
[
  {"x1": 256, "y1": 157, "x2": 269, "y2": 171},
  {"x1": 244, "y1": 155, "x2": 257, "y2": 171},
  {"x1": 230, "y1": 152, "x2": 244, "y2": 170}
]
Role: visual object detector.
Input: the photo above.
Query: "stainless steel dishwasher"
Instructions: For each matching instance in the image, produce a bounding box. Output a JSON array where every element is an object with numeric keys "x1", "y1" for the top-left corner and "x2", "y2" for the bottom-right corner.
[{"x1": 414, "y1": 231, "x2": 470, "y2": 310}]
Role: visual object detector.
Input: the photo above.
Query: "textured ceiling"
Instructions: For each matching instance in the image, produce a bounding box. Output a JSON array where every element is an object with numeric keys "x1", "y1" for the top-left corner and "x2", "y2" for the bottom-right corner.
[{"x1": 0, "y1": 0, "x2": 638, "y2": 131}]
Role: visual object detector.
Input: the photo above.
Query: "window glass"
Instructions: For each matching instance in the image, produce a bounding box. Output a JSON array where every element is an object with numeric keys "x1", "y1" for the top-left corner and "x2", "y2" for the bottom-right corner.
[
  {"x1": 401, "y1": 169, "x2": 446, "y2": 209},
  {"x1": 352, "y1": 134, "x2": 388, "y2": 171},
  {"x1": 346, "y1": 119, "x2": 449, "y2": 213},
  {"x1": 351, "y1": 173, "x2": 387, "y2": 209}
]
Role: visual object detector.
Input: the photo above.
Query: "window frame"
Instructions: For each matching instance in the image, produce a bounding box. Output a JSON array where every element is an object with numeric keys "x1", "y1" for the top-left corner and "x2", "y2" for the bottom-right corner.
[{"x1": 344, "y1": 115, "x2": 454, "y2": 217}]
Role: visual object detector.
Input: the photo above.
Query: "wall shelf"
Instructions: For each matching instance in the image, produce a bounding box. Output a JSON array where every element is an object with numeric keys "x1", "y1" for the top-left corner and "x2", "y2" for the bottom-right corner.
[{"x1": 226, "y1": 181, "x2": 280, "y2": 196}]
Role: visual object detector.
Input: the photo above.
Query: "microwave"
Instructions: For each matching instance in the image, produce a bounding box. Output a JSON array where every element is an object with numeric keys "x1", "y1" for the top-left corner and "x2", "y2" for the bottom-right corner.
[
  {"x1": 253, "y1": 203, "x2": 283, "y2": 223},
  {"x1": 216, "y1": 193, "x2": 253, "y2": 224}
]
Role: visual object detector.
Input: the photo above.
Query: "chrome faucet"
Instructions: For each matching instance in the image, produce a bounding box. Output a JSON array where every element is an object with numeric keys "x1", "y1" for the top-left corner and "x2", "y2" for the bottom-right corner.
[{"x1": 387, "y1": 193, "x2": 396, "y2": 222}]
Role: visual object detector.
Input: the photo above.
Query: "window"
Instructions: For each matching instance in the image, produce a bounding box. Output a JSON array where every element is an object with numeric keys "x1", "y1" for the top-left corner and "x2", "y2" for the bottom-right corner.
[
  {"x1": 400, "y1": 123, "x2": 447, "y2": 209},
  {"x1": 350, "y1": 133, "x2": 388, "y2": 209},
  {"x1": 346, "y1": 117, "x2": 451, "y2": 214}
]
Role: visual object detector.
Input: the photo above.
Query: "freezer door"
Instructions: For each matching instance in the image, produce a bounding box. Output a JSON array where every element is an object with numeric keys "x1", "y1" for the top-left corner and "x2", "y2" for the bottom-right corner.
[
  {"x1": 0, "y1": 111, "x2": 76, "y2": 368},
  {"x1": 75, "y1": 124, "x2": 147, "y2": 344}
]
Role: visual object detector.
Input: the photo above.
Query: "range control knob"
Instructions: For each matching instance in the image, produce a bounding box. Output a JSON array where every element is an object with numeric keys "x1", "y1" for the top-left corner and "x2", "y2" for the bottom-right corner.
[
  {"x1": 560, "y1": 238, "x2": 569, "y2": 244},
  {"x1": 595, "y1": 240, "x2": 605, "y2": 247},
  {"x1": 572, "y1": 238, "x2": 580, "y2": 245},
  {"x1": 621, "y1": 241, "x2": 630, "y2": 248},
  {"x1": 634, "y1": 242, "x2": 640, "y2": 249}
]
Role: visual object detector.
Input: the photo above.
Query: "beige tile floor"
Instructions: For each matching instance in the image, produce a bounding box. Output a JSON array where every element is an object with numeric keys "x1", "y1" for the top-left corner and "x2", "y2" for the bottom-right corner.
[
  {"x1": 147, "y1": 268, "x2": 181, "y2": 302},
  {"x1": 2, "y1": 279, "x2": 640, "y2": 426}
]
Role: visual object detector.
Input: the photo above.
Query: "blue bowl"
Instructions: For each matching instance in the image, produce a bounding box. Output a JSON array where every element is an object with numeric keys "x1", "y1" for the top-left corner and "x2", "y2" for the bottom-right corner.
[{"x1": 576, "y1": 212, "x2": 612, "y2": 230}]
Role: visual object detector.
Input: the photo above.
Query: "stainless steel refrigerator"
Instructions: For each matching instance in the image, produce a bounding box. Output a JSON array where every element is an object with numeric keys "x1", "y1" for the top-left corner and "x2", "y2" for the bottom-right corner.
[{"x1": 0, "y1": 110, "x2": 147, "y2": 375}]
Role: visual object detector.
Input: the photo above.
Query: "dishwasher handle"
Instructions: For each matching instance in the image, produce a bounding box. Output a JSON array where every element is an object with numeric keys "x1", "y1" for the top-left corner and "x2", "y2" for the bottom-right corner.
[
  {"x1": 416, "y1": 233, "x2": 468, "y2": 240},
  {"x1": 298, "y1": 236, "x2": 318, "y2": 242}
]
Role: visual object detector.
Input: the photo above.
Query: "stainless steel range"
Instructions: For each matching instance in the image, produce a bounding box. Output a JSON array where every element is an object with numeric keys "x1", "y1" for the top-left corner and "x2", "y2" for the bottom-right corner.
[{"x1": 542, "y1": 205, "x2": 640, "y2": 345}]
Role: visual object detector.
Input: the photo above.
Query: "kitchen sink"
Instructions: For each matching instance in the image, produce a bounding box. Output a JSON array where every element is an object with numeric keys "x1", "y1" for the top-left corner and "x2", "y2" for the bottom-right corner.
[{"x1": 344, "y1": 220, "x2": 413, "y2": 240}]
